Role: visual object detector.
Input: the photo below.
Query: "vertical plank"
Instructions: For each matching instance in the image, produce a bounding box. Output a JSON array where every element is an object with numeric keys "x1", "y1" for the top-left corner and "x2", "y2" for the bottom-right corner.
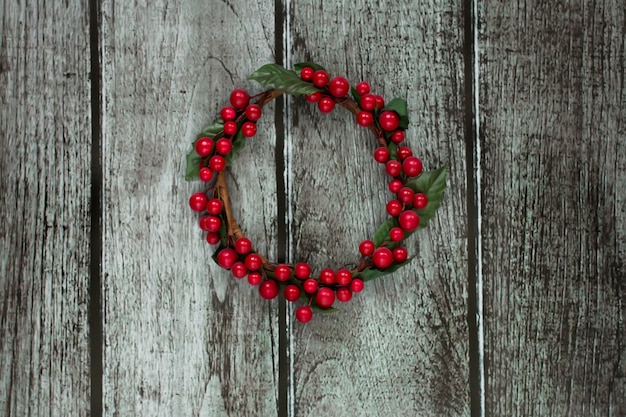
[
  {"x1": 0, "y1": 1, "x2": 91, "y2": 416},
  {"x1": 287, "y1": 1, "x2": 470, "y2": 415},
  {"x1": 100, "y1": 1, "x2": 280, "y2": 415},
  {"x1": 479, "y1": 1, "x2": 626, "y2": 415}
]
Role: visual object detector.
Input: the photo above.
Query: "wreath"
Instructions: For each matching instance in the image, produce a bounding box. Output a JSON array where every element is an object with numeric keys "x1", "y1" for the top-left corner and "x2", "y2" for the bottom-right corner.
[{"x1": 186, "y1": 63, "x2": 447, "y2": 323}]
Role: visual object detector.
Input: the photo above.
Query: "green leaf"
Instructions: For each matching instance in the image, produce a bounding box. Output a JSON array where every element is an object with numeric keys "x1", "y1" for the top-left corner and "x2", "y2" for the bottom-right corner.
[
  {"x1": 311, "y1": 305, "x2": 339, "y2": 314},
  {"x1": 249, "y1": 64, "x2": 320, "y2": 96},
  {"x1": 373, "y1": 217, "x2": 398, "y2": 247},
  {"x1": 225, "y1": 130, "x2": 246, "y2": 165},
  {"x1": 218, "y1": 221, "x2": 228, "y2": 247},
  {"x1": 382, "y1": 98, "x2": 409, "y2": 129},
  {"x1": 197, "y1": 119, "x2": 224, "y2": 139},
  {"x1": 388, "y1": 142, "x2": 397, "y2": 160},
  {"x1": 185, "y1": 149, "x2": 204, "y2": 180},
  {"x1": 405, "y1": 166, "x2": 447, "y2": 228},
  {"x1": 353, "y1": 258, "x2": 414, "y2": 282},
  {"x1": 350, "y1": 86, "x2": 362, "y2": 103},
  {"x1": 293, "y1": 62, "x2": 327, "y2": 72}
]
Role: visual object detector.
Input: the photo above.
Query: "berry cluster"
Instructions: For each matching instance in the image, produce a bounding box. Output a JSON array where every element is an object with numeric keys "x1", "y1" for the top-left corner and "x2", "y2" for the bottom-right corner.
[{"x1": 187, "y1": 63, "x2": 441, "y2": 323}]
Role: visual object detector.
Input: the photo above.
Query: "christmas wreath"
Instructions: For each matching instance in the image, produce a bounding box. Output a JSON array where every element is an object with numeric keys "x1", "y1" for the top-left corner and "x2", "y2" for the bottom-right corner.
[{"x1": 186, "y1": 63, "x2": 447, "y2": 323}]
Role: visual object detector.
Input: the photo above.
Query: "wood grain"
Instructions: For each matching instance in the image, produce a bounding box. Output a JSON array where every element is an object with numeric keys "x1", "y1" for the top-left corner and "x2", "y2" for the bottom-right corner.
[
  {"x1": 479, "y1": 1, "x2": 626, "y2": 415},
  {"x1": 286, "y1": 1, "x2": 470, "y2": 416},
  {"x1": 0, "y1": 1, "x2": 91, "y2": 416},
  {"x1": 100, "y1": 1, "x2": 280, "y2": 415}
]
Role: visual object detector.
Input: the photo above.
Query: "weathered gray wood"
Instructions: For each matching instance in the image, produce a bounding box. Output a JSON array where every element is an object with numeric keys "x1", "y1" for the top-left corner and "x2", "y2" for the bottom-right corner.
[
  {"x1": 0, "y1": 1, "x2": 91, "y2": 416},
  {"x1": 286, "y1": 2, "x2": 470, "y2": 415},
  {"x1": 100, "y1": 1, "x2": 280, "y2": 415},
  {"x1": 479, "y1": 1, "x2": 626, "y2": 415}
]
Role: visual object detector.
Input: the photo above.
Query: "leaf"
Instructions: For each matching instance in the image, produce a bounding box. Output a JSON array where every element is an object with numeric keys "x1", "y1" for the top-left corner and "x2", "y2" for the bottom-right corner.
[
  {"x1": 249, "y1": 64, "x2": 320, "y2": 96},
  {"x1": 405, "y1": 166, "x2": 447, "y2": 228},
  {"x1": 293, "y1": 62, "x2": 327, "y2": 72},
  {"x1": 311, "y1": 305, "x2": 339, "y2": 314},
  {"x1": 373, "y1": 217, "x2": 398, "y2": 247},
  {"x1": 350, "y1": 86, "x2": 362, "y2": 103},
  {"x1": 353, "y1": 258, "x2": 414, "y2": 282},
  {"x1": 185, "y1": 149, "x2": 204, "y2": 180},
  {"x1": 197, "y1": 119, "x2": 224, "y2": 139},
  {"x1": 382, "y1": 98, "x2": 409, "y2": 129},
  {"x1": 388, "y1": 142, "x2": 397, "y2": 161},
  {"x1": 225, "y1": 130, "x2": 245, "y2": 165},
  {"x1": 218, "y1": 221, "x2": 228, "y2": 247}
]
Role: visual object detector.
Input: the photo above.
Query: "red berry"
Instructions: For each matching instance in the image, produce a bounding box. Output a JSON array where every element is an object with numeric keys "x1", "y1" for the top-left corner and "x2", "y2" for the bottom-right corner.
[
  {"x1": 205, "y1": 216, "x2": 222, "y2": 233},
  {"x1": 329, "y1": 76, "x2": 350, "y2": 97},
  {"x1": 199, "y1": 215, "x2": 211, "y2": 231},
  {"x1": 274, "y1": 264, "x2": 291, "y2": 281},
  {"x1": 389, "y1": 227, "x2": 404, "y2": 242},
  {"x1": 379, "y1": 111, "x2": 400, "y2": 131},
  {"x1": 374, "y1": 147, "x2": 390, "y2": 163},
  {"x1": 305, "y1": 92, "x2": 322, "y2": 102},
  {"x1": 295, "y1": 305, "x2": 313, "y2": 323},
  {"x1": 284, "y1": 285, "x2": 301, "y2": 302},
  {"x1": 312, "y1": 70, "x2": 329, "y2": 87},
  {"x1": 315, "y1": 287, "x2": 335, "y2": 308},
  {"x1": 336, "y1": 287, "x2": 352, "y2": 302},
  {"x1": 245, "y1": 104, "x2": 262, "y2": 121},
  {"x1": 390, "y1": 130, "x2": 405, "y2": 143},
  {"x1": 231, "y1": 262, "x2": 248, "y2": 279},
  {"x1": 402, "y1": 157, "x2": 423, "y2": 177},
  {"x1": 248, "y1": 272, "x2": 262, "y2": 286},
  {"x1": 220, "y1": 106, "x2": 237, "y2": 121},
  {"x1": 357, "y1": 111, "x2": 374, "y2": 127},
  {"x1": 393, "y1": 247, "x2": 408, "y2": 263},
  {"x1": 294, "y1": 262, "x2": 312, "y2": 279},
  {"x1": 319, "y1": 268, "x2": 335, "y2": 285},
  {"x1": 355, "y1": 81, "x2": 370, "y2": 95},
  {"x1": 300, "y1": 67, "x2": 314, "y2": 81},
  {"x1": 359, "y1": 240, "x2": 375, "y2": 257},
  {"x1": 385, "y1": 160, "x2": 402, "y2": 177},
  {"x1": 244, "y1": 253, "x2": 263, "y2": 271},
  {"x1": 303, "y1": 279, "x2": 318, "y2": 294},
  {"x1": 397, "y1": 187, "x2": 415, "y2": 205},
  {"x1": 318, "y1": 96, "x2": 335, "y2": 113},
  {"x1": 215, "y1": 138, "x2": 232, "y2": 155},
  {"x1": 397, "y1": 146, "x2": 413, "y2": 161},
  {"x1": 374, "y1": 95, "x2": 385, "y2": 109},
  {"x1": 195, "y1": 137, "x2": 214, "y2": 157},
  {"x1": 216, "y1": 248, "x2": 238, "y2": 269},
  {"x1": 386, "y1": 199, "x2": 403, "y2": 217},
  {"x1": 206, "y1": 198, "x2": 223, "y2": 215},
  {"x1": 199, "y1": 167, "x2": 214, "y2": 182},
  {"x1": 223, "y1": 121, "x2": 238, "y2": 136},
  {"x1": 413, "y1": 193, "x2": 428, "y2": 209},
  {"x1": 372, "y1": 247, "x2": 393, "y2": 269},
  {"x1": 350, "y1": 278, "x2": 364, "y2": 293},
  {"x1": 259, "y1": 280, "x2": 279, "y2": 299},
  {"x1": 335, "y1": 269, "x2": 352, "y2": 286},
  {"x1": 209, "y1": 155, "x2": 226, "y2": 172},
  {"x1": 206, "y1": 232, "x2": 220, "y2": 245},
  {"x1": 241, "y1": 122, "x2": 257, "y2": 138},
  {"x1": 388, "y1": 179, "x2": 403, "y2": 194},
  {"x1": 230, "y1": 89, "x2": 250, "y2": 109},
  {"x1": 189, "y1": 192, "x2": 208, "y2": 212},
  {"x1": 234, "y1": 237, "x2": 252, "y2": 255},
  {"x1": 359, "y1": 94, "x2": 377, "y2": 111},
  {"x1": 398, "y1": 210, "x2": 420, "y2": 232}
]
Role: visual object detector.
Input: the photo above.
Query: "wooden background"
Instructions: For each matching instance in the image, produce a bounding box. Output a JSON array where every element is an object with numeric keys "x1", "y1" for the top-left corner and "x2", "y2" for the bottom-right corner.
[{"x1": 1, "y1": 0, "x2": 624, "y2": 416}]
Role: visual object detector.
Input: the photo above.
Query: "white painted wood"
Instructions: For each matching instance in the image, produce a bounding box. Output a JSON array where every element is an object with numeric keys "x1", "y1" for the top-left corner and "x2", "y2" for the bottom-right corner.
[
  {"x1": 0, "y1": 1, "x2": 91, "y2": 415},
  {"x1": 100, "y1": 1, "x2": 280, "y2": 415}
]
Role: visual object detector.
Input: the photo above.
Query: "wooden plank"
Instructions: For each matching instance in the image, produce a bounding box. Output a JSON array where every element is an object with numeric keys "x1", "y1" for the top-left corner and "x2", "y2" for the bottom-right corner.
[
  {"x1": 0, "y1": 1, "x2": 91, "y2": 416},
  {"x1": 479, "y1": 1, "x2": 626, "y2": 415},
  {"x1": 286, "y1": 2, "x2": 470, "y2": 415},
  {"x1": 100, "y1": 1, "x2": 280, "y2": 415}
]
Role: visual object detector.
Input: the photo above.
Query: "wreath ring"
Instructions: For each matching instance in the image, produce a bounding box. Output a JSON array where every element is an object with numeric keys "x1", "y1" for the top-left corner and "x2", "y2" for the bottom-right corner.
[{"x1": 186, "y1": 63, "x2": 447, "y2": 323}]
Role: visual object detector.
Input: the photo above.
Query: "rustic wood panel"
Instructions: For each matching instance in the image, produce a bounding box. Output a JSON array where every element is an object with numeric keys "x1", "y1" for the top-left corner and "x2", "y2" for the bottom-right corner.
[
  {"x1": 479, "y1": 1, "x2": 626, "y2": 415},
  {"x1": 100, "y1": 1, "x2": 280, "y2": 415},
  {"x1": 287, "y1": 1, "x2": 470, "y2": 416},
  {"x1": 0, "y1": 1, "x2": 91, "y2": 416}
]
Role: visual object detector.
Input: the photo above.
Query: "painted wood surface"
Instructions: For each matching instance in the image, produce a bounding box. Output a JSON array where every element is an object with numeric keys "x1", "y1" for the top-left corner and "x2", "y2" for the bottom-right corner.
[
  {"x1": 0, "y1": 1, "x2": 92, "y2": 416},
  {"x1": 479, "y1": 1, "x2": 626, "y2": 416},
  {"x1": 286, "y1": 1, "x2": 470, "y2": 416},
  {"x1": 99, "y1": 1, "x2": 280, "y2": 415}
]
